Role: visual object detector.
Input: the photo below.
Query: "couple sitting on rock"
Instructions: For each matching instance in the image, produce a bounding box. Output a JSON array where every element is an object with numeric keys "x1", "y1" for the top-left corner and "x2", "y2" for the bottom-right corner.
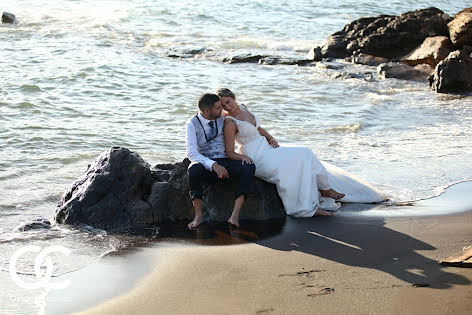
[{"x1": 186, "y1": 88, "x2": 385, "y2": 229}]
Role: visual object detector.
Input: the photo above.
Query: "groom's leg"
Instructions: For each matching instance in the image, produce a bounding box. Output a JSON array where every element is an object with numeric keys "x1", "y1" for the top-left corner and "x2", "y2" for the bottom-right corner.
[
  {"x1": 217, "y1": 159, "x2": 255, "y2": 227},
  {"x1": 188, "y1": 162, "x2": 218, "y2": 228},
  {"x1": 188, "y1": 162, "x2": 218, "y2": 200},
  {"x1": 217, "y1": 159, "x2": 256, "y2": 199}
]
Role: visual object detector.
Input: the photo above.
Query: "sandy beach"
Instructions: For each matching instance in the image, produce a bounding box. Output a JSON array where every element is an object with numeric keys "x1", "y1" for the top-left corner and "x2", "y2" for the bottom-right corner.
[{"x1": 70, "y1": 185, "x2": 472, "y2": 315}]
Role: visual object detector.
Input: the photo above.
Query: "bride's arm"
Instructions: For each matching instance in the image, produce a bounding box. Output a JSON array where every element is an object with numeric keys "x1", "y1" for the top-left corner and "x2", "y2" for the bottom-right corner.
[
  {"x1": 257, "y1": 127, "x2": 279, "y2": 148},
  {"x1": 224, "y1": 119, "x2": 254, "y2": 164}
]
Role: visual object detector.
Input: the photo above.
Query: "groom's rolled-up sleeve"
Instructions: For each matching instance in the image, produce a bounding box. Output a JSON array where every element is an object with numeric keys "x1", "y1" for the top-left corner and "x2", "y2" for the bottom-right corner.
[{"x1": 186, "y1": 122, "x2": 215, "y2": 171}]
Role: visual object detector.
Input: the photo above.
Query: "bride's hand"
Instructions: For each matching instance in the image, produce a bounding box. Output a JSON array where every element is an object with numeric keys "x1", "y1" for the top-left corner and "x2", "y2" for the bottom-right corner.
[
  {"x1": 241, "y1": 155, "x2": 254, "y2": 164},
  {"x1": 268, "y1": 137, "x2": 279, "y2": 148}
]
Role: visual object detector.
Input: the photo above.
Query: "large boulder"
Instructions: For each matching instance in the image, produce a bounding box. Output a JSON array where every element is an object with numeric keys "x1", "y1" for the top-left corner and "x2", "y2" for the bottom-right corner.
[
  {"x1": 448, "y1": 7, "x2": 472, "y2": 48},
  {"x1": 2, "y1": 12, "x2": 16, "y2": 24},
  {"x1": 308, "y1": 8, "x2": 451, "y2": 60},
  {"x1": 55, "y1": 147, "x2": 154, "y2": 231},
  {"x1": 400, "y1": 36, "x2": 452, "y2": 67},
  {"x1": 429, "y1": 46, "x2": 472, "y2": 93},
  {"x1": 55, "y1": 147, "x2": 285, "y2": 231}
]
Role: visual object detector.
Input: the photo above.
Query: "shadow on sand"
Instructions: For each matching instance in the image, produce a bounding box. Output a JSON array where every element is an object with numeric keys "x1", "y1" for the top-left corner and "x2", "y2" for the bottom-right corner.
[
  {"x1": 256, "y1": 215, "x2": 470, "y2": 289},
  {"x1": 156, "y1": 212, "x2": 470, "y2": 289}
]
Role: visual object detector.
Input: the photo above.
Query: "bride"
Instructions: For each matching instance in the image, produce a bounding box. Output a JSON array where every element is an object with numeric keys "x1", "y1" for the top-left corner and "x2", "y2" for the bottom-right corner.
[{"x1": 217, "y1": 87, "x2": 385, "y2": 226}]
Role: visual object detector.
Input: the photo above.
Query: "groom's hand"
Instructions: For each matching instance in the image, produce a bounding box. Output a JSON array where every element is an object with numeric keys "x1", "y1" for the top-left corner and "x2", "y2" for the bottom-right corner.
[{"x1": 212, "y1": 163, "x2": 229, "y2": 179}]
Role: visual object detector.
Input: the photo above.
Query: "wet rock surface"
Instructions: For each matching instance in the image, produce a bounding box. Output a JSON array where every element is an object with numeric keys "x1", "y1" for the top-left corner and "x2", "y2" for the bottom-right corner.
[
  {"x1": 377, "y1": 62, "x2": 433, "y2": 81},
  {"x1": 55, "y1": 147, "x2": 285, "y2": 232},
  {"x1": 2, "y1": 12, "x2": 16, "y2": 24},
  {"x1": 258, "y1": 57, "x2": 313, "y2": 66},
  {"x1": 346, "y1": 53, "x2": 389, "y2": 66},
  {"x1": 400, "y1": 36, "x2": 452, "y2": 67},
  {"x1": 312, "y1": 8, "x2": 451, "y2": 60},
  {"x1": 448, "y1": 7, "x2": 472, "y2": 48},
  {"x1": 222, "y1": 53, "x2": 269, "y2": 64},
  {"x1": 429, "y1": 46, "x2": 472, "y2": 93}
]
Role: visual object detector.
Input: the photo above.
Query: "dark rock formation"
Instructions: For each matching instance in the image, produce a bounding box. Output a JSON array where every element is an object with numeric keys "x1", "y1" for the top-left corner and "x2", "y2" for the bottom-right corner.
[
  {"x1": 55, "y1": 147, "x2": 285, "y2": 231},
  {"x1": 166, "y1": 47, "x2": 207, "y2": 59},
  {"x1": 377, "y1": 62, "x2": 433, "y2": 81},
  {"x1": 258, "y1": 57, "x2": 312, "y2": 66},
  {"x1": 222, "y1": 53, "x2": 268, "y2": 64},
  {"x1": 304, "y1": 7, "x2": 472, "y2": 93},
  {"x1": 55, "y1": 147, "x2": 154, "y2": 230},
  {"x1": 306, "y1": 46, "x2": 322, "y2": 61},
  {"x1": 346, "y1": 53, "x2": 389, "y2": 66},
  {"x1": 400, "y1": 36, "x2": 452, "y2": 67},
  {"x1": 448, "y1": 7, "x2": 472, "y2": 48},
  {"x1": 308, "y1": 8, "x2": 451, "y2": 60},
  {"x1": 15, "y1": 218, "x2": 52, "y2": 231},
  {"x1": 222, "y1": 54, "x2": 312, "y2": 66},
  {"x1": 2, "y1": 12, "x2": 16, "y2": 24},
  {"x1": 331, "y1": 71, "x2": 374, "y2": 81},
  {"x1": 429, "y1": 46, "x2": 472, "y2": 93}
]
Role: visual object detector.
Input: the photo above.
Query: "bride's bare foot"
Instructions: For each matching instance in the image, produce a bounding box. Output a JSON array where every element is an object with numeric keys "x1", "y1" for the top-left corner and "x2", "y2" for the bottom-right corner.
[
  {"x1": 314, "y1": 209, "x2": 334, "y2": 217},
  {"x1": 227, "y1": 216, "x2": 240, "y2": 227},
  {"x1": 320, "y1": 188, "x2": 345, "y2": 200},
  {"x1": 188, "y1": 216, "x2": 203, "y2": 229}
]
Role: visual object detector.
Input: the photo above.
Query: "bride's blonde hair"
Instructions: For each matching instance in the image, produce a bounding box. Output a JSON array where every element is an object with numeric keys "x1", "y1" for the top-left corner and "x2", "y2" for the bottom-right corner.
[{"x1": 215, "y1": 87, "x2": 236, "y2": 99}]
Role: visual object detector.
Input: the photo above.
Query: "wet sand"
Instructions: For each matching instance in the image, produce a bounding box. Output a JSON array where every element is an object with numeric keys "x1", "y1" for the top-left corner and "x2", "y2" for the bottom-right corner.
[{"x1": 74, "y1": 183, "x2": 472, "y2": 315}]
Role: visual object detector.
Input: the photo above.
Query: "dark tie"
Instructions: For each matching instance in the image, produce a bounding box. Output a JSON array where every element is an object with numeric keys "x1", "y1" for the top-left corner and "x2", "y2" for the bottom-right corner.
[{"x1": 208, "y1": 121, "x2": 217, "y2": 141}]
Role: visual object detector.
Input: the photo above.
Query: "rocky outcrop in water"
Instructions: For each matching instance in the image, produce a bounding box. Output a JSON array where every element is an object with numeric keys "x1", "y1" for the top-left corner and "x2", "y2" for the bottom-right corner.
[
  {"x1": 305, "y1": 6, "x2": 472, "y2": 93},
  {"x1": 448, "y1": 8, "x2": 472, "y2": 48},
  {"x1": 55, "y1": 147, "x2": 285, "y2": 231},
  {"x1": 309, "y1": 8, "x2": 450, "y2": 60},
  {"x1": 258, "y1": 57, "x2": 312, "y2": 66},
  {"x1": 223, "y1": 53, "x2": 269, "y2": 64},
  {"x1": 2, "y1": 12, "x2": 16, "y2": 24},
  {"x1": 428, "y1": 46, "x2": 472, "y2": 93},
  {"x1": 377, "y1": 62, "x2": 433, "y2": 81},
  {"x1": 346, "y1": 53, "x2": 389, "y2": 67},
  {"x1": 166, "y1": 47, "x2": 208, "y2": 59},
  {"x1": 400, "y1": 36, "x2": 452, "y2": 67},
  {"x1": 222, "y1": 53, "x2": 312, "y2": 66}
]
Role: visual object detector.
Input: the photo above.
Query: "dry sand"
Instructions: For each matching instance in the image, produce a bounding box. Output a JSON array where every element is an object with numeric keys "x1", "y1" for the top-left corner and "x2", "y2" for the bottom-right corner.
[{"x1": 76, "y1": 206, "x2": 472, "y2": 315}]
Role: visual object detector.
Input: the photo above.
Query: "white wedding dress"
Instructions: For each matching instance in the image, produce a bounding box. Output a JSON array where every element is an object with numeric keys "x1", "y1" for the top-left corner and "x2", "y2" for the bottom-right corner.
[{"x1": 226, "y1": 107, "x2": 386, "y2": 217}]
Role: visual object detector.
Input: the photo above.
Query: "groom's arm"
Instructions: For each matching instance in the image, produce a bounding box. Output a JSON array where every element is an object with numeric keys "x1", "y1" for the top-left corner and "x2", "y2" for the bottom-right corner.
[{"x1": 186, "y1": 122, "x2": 216, "y2": 171}]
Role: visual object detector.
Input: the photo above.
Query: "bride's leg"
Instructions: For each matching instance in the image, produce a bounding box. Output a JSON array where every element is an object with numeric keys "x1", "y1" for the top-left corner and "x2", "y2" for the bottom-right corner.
[
  {"x1": 320, "y1": 188, "x2": 345, "y2": 200},
  {"x1": 316, "y1": 166, "x2": 345, "y2": 200}
]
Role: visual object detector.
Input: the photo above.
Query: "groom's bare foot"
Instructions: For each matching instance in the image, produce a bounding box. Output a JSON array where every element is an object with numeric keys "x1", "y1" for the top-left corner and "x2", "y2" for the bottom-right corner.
[
  {"x1": 314, "y1": 209, "x2": 334, "y2": 217},
  {"x1": 188, "y1": 216, "x2": 203, "y2": 229},
  {"x1": 320, "y1": 188, "x2": 345, "y2": 200},
  {"x1": 227, "y1": 216, "x2": 240, "y2": 227}
]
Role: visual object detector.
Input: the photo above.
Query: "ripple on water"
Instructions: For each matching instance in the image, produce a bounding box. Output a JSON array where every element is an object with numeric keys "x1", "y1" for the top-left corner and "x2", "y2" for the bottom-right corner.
[
  {"x1": 14, "y1": 102, "x2": 35, "y2": 109},
  {"x1": 20, "y1": 84, "x2": 41, "y2": 92}
]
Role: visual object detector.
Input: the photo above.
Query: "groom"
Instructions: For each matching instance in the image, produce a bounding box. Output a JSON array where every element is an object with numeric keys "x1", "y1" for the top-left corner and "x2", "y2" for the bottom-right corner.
[{"x1": 186, "y1": 93, "x2": 256, "y2": 229}]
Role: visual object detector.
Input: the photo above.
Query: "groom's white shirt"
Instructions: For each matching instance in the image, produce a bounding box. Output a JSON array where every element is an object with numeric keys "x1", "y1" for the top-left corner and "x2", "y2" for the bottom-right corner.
[{"x1": 186, "y1": 112, "x2": 226, "y2": 171}]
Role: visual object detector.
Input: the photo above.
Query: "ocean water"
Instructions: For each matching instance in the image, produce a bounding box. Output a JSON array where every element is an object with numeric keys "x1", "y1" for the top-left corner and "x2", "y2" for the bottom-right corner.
[{"x1": 1, "y1": 1, "x2": 471, "y2": 313}]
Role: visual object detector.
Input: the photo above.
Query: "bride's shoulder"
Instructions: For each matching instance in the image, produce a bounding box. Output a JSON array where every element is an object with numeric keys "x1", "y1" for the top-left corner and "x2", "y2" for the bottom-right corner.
[
  {"x1": 224, "y1": 116, "x2": 237, "y2": 124},
  {"x1": 239, "y1": 103, "x2": 249, "y2": 110}
]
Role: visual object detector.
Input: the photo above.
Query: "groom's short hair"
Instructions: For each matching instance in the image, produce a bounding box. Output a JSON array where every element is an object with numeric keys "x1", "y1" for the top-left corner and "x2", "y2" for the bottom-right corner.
[{"x1": 197, "y1": 93, "x2": 220, "y2": 111}]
